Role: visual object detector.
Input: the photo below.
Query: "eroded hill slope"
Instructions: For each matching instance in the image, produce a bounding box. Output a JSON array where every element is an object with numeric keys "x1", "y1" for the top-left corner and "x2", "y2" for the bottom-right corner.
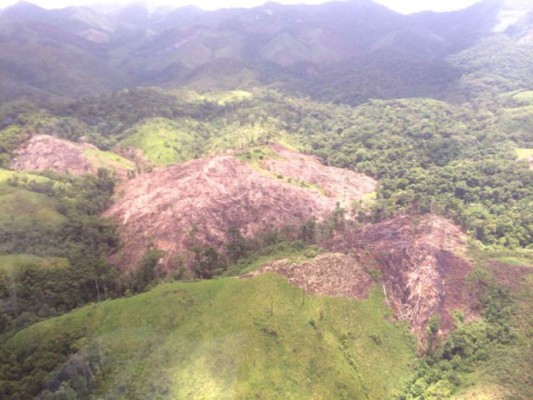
[
  {"x1": 105, "y1": 148, "x2": 376, "y2": 270},
  {"x1": 10, "y1": 134, "x2": 134, "y2": 177},
  {"x1": 348, "y1": 215, "x2": 474, "y2": 340},
  {"x1": 246, "y1": 215, "x2": 475, "y2": 342}
]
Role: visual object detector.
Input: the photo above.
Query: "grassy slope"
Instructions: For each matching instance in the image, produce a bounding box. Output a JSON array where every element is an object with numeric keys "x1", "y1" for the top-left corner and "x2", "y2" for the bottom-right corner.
[
  {"x1": 118, "y1": 118, "x2": 301, "y2": 168},
  {"x1": 118, "y1": 118, "x2": 201, "y2": 167},
  {"x1": 0, "y1": 254, "x2": 68, "y2": 275},
  {"x1": 8, "y1": 274, "x2": 415, "y2": 399},
  {"x1": 112, "y1": 90, "x2": 302, "y2": 167},
  {"x1": 169, "y1": 89, "x2": 253, "y2": 105},
  {"x1": 235, "y1": 146, "x2": 327, "y2": 195},
  {"x1": 83, "y1": 148, "x2": 136, "y2": 172},
  {"x1": 0, "y1": 169, "x2": 65, "y2": 229}
]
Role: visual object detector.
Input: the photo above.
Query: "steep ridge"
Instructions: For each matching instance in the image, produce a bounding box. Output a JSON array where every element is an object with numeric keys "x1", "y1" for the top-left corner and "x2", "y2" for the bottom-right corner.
[
  {"x1": 104, "y1": 149, "x2": 377, "y2": 270},
  {"x1": 348, "y1": 215, "x2": 474, "y2": 340},
  {"x1": 2, "y1": 0, "x2": 530, "y2": 105},
  {"x1": 244, "y1": 215, "x2": 475, "y2": 341}
]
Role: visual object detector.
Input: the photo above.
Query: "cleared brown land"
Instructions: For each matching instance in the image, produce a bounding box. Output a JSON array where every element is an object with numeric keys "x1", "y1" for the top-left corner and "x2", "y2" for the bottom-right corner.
[
  {"x1": 105, "y1": 150, "x2": 377, "y2": 271},
  {"x1": 10, "y1": 135, "x2": 94, "y2": 176},
  {"x1": 244, "y1": 214, "x2": 475, "y2": 341},
  {"x1": 10, "y1": 134, "x2": 133, "y2": 177},
  {"x1": 347, "y1": 215, "x2": 475, "y2": 340},
  {"x1": 261, "y1": 144, "x2": 377, "y2": 208},
  {"x1": 242, "y1": 253, "x2": 374, "y2": 299}
]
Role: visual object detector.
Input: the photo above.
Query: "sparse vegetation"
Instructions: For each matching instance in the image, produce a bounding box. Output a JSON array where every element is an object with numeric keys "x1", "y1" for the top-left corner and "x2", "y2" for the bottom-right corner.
[{"x1": 398, "y1": 247, "x2": 533, "y2": 400}]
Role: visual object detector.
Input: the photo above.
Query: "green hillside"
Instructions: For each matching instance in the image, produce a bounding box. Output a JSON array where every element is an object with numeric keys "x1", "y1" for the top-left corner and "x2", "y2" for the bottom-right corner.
[
  {"x1": 0, "y1": 169, "x2": 120, "y2": 335},
  {"x1": 118, "y1": 118, "x2": 201, "y2": 166},
  {"x1": 0, "y1": 254, "x2": 68, "y2": 274},
  {"x1": 83, "y1": 148, "x2": 136, "y2": 172},
  {"x1": 0, "y1": 169, "x2": 65, "y2": 241},
  {"x1": 1, "y1": 274, "x2": 415, "y2": 399}
]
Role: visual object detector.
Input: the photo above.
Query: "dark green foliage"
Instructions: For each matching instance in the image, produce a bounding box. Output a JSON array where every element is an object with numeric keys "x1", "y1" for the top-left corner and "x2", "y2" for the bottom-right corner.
[
  {"x1": 192, "y1": 246, "x2": 227, "y2": 279},
  {"x1": 295, "y1": 98, "x2": 532, "y2": 248},
  {"x1": 225, "y1": 226, "x2": 250, "y2": 263},
  {"x1": 399, "y1": 280, "x2": 519, "y2": 400},
  {"x1": 61, "y1": 89, "x2": 186, "y2": 148},
  {"x1": 128, "y1": 249, "x2": 165, "y2": 293},
  {"x1": 0, "y1": 327, "x2": 88, "y2": 400},
  {"x1": 1, "y1": 265, "x2": 81, "y2": 332},
  {"x1": 0, "y1": 170, "x2": 120, "y2": 335},
  {"x1": 16, "y1": 88, "x2": 529, "y2": 250}
]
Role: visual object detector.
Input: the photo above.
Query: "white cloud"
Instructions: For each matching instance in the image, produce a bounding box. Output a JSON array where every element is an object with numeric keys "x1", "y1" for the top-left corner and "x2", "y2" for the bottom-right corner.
[
  {"x1": 374, "y1": 0, "x2": 481, "y2": 14},
  {"x1": 0, "y1": 0, "x2": 482, "y2": 13}
]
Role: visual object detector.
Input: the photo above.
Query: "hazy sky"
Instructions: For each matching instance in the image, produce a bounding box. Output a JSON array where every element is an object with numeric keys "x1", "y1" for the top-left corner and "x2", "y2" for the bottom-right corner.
[{"x1": 0, "y1": 0, "x2": 482, "y2": 14}]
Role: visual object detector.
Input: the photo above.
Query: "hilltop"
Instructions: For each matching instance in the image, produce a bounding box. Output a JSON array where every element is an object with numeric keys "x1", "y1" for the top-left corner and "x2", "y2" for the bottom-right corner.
[
  {"x1": 105, "y1": 145, "x2": 376, "y2": 271},
  {"x1": 10, "y1": 134, "x2": 135, "y2": 177}
]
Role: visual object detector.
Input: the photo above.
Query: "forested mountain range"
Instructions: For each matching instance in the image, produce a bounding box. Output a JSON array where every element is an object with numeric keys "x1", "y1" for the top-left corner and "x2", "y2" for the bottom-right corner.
[
  {"x1": 1, "y1": 0, "x2": 532, "y2": 105},
  {"x1": 0, "y1": 1, "x2": 532, "y2": 399}
]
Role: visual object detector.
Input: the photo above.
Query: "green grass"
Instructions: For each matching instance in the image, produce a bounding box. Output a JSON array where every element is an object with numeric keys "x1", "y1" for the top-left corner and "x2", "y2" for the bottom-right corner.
[
  {"x1": 468, "y1": 244, "x2": 533, "y2": 268},
  {"x1": 0, "y1": 185, "x2": 64, "y2": 229},
  {"x1": 0, "y1": 170, "x2": 65, "y2": 255},
  {"x1": 515, "y1": 148, "x2": 533, "y2": 160},
  {"x1": 0, "y1": 169, "x2": 56, "y2": 190},
  {"x1": 84, "y1": 148, "x2": 135, "y2": 172},
  {"x1": 235, "y1": 146, "x2": 278, "y2": 164},
  {"x1": 119, "y1": 118, "x2": 200, "y2": 166},
  {"x1": 0, "y1": 254, "x2": 68, "y2": 274},
  {"x1": 508, "y1": 90, "x2": 533, "y2": 106},
  {"x1": 172, "y1": 89, "x2": 253, "y2": 106},
  {"x1": 208, "y1": 123, "x2": 300, "y2": 155},
  {"x1": 7, "y1": 274, "x2": 415, "y2": 399}
]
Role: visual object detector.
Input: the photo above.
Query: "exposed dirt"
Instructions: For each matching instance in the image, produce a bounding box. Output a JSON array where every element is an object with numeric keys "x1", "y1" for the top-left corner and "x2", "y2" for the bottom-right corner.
[
  {"x1": 241, "y1": 253, "x2": 373, "y2": 299},
  {"x1": 488, "y1": 261, "x2": 531, "y2": 291},
  {"x1": 10, "y1": 134, "x2": 132, "y2": 178},
  {"x1": 105, "y1": 151, "x2": 376, "y2": 271},
  {"x1": 242, "y1": 214, "x2": 475, "y2": 341},
  {"x1": 10, "y1": 135, "x2": 94, "y2": 176},
  {"x1": 261, "y1": 144, "x2": 377, "y2": 209},
  {"x1": 345, "y1": 215, "x2": 475, "y2": 341}
]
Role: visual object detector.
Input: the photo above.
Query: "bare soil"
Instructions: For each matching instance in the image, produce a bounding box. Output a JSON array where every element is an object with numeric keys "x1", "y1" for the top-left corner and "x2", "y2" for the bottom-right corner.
[
  {"x1": 241, "y1": 253, "x2": 373, "y2": 299},
  {"x1": 105, "y1": 150, "x2": 376, "y2": 271},
  {"x1": 345, "y1": 215, "x2": 475, "y2": 340},
  {"x1": 244, "y1": 214, "x2": 476, "y2": 341},
  {"x1": 262, "y1": 144, "x2": 377, "y2": 209},
  {"x1": 10, "y1": 134, "x2": 95, "y2": 176}
]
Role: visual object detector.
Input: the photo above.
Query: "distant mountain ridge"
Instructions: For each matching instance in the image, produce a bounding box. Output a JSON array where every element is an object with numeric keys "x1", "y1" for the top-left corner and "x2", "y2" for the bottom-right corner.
[{"x1": 0, "y1": 0, "x2": 531, "y2": 105}]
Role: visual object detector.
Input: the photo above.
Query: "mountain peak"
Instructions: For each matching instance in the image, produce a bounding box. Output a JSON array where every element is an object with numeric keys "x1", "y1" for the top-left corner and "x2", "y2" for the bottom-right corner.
[{"x1": 3, "y1": 1, "x2": 47, "y2": 19}]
